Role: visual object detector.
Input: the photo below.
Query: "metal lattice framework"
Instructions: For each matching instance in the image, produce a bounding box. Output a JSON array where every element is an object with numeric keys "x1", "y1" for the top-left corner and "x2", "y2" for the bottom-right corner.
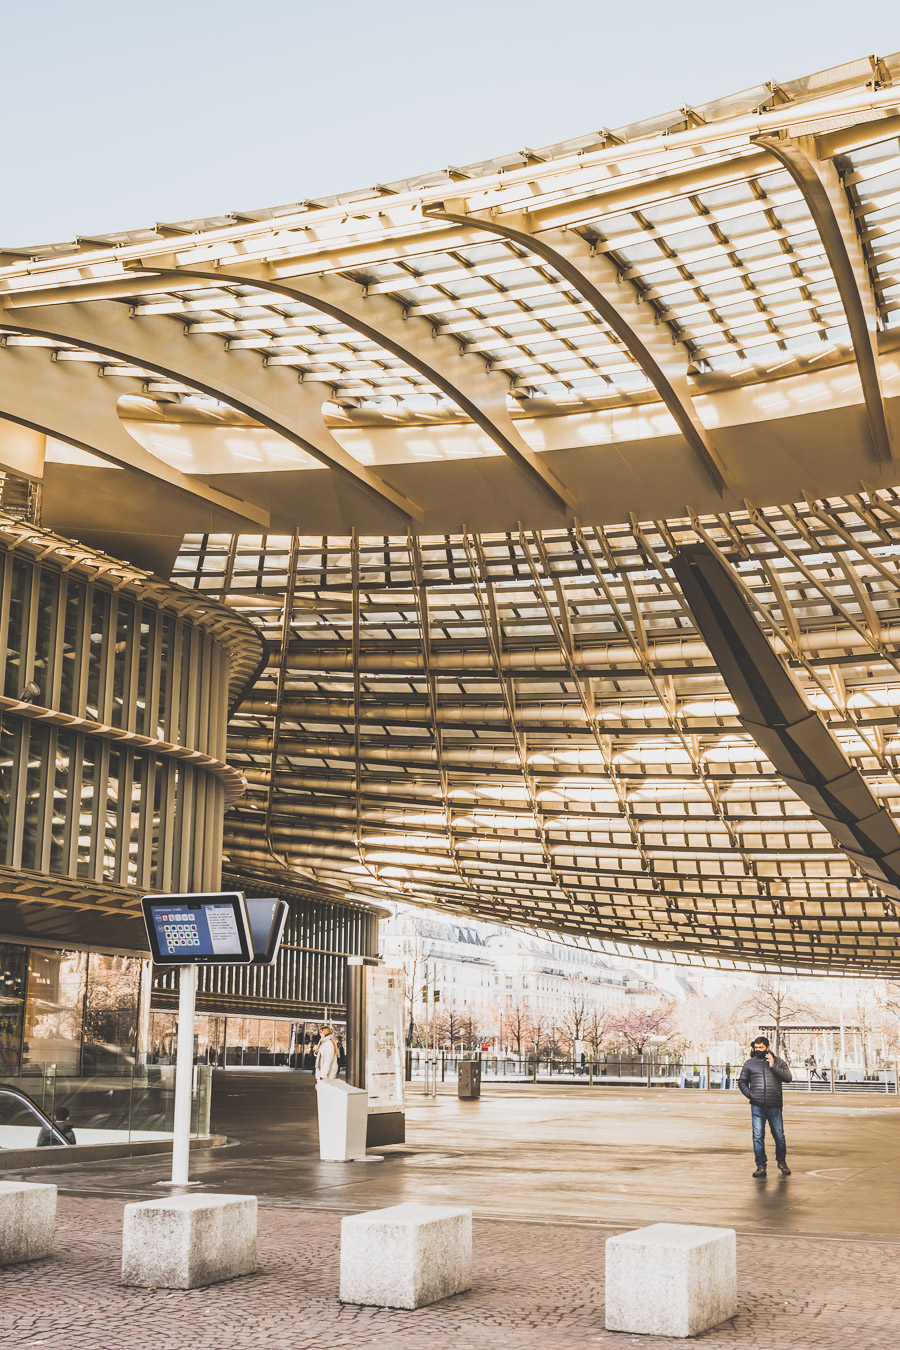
[
  {"x1": 174, "y1": 489, "x2": 900, "y2": 975},
  {"x1": 7, "y1": 55, "x2": 900, "y2": 971}
]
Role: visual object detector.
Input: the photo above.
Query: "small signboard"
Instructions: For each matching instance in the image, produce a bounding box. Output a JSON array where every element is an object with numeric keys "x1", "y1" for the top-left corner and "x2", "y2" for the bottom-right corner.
[
  {"x1": 246, "y1": 897, "x2": 289, "y2": 965},
  {"x1": 141, "y1": 891, "x2": 254, "y2": 966}
]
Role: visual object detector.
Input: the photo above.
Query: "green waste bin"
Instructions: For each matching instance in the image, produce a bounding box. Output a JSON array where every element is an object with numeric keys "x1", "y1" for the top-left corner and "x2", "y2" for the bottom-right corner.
[{"x1": 458, "y1": 1059, "x2": 482, "y2": 1099}]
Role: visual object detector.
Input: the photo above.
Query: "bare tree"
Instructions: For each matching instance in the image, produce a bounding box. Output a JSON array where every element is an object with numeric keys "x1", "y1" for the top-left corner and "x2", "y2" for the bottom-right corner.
[
  {"x1": 437, "y1": 1005, "x2": 464, "y2": 1052},
  {"x1": 585, "y1": 1007, "x2": 613, "y2": 1060},
  {"x1": 397, "y1": 931, "x2": 431, "y2": 1047},
  {"x1": 460, "y1": 1009, "x2": 483, "y2": 1053},
  {"x1": 736, "y1": 979, "x2": 815, "y2": 1059},
  {"x1": 529, "y1": 1011, "x2": 549, "y2": 1059},
  {"x1": 504, "y1": 998, "x2": 530, "y2": 1058},
  {"x1": 561, "y1": 989, "x2": 589, "y2": 1057}
]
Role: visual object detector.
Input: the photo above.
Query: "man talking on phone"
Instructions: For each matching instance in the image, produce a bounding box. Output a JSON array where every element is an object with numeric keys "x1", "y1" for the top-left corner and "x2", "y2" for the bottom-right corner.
[{"x1": 737, "y1": 1036, "x2": 793, "y2": 1178}]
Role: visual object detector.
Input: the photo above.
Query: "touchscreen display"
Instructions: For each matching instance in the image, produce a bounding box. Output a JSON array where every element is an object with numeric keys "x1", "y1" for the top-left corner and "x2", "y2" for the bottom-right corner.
[
  {"x1": 150, "y1": 902, "x2": 245, "y2": 958},
  {"x1": 141, "y1": 893, "x2": 252, "y2": 964}
]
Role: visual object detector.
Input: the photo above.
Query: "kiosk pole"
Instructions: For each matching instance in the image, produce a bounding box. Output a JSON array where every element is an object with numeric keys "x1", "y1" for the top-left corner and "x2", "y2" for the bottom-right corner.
[{"x1": 171, "y1": 964, "x2": 198, "y2": 1185}]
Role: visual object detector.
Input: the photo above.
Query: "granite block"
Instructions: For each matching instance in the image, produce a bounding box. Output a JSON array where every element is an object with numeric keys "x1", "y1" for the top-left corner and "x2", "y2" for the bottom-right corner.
[
  {"x1": 0, "y1": 1180, "x2": 56, "y2": 1264},
  {"x1": 605, "y1": 1222, "x2": 737, "y2": 1337},
  {"x1": 121, "y1": 1193, "x2": 257, "y2": 1289},
  {"x1": 340, "y1": 1202, "x2": 472, "y2": 1309}
]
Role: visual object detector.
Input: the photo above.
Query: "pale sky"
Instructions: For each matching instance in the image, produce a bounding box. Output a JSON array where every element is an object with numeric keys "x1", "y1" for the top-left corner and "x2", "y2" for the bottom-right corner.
[{"x1": 3, "y1": 1, "x2": 900, "y2": 246}]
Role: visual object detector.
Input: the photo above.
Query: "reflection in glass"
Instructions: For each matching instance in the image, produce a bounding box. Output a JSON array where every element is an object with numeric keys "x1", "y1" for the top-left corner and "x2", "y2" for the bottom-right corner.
[
  {"x1": 0, "y1": 716, "x2": 18, "y2": 864},
  {"x1": 21, "y1": 723, "x2": 47, "y2": 870},
  {"x1": 4, "y1": 558, "x2": 31, "y2": 698},
  {"x1": 22, "y1": 949, "x2": 88, "y2": 1074},
  {"x1": 110, "y1": 598, "x2": 134, "y2": 728},
  {"x1": 136, "y1": 609, "x2": 155, "y2": 735},
  {"x1": 103, "y1": 748, "x2": 121, "y2": 881},
  {"x1": 85, "y1": 590, "x2": 110, "y2": 720},
  {"x1": 76, "y1": 741, "x2": 98, "y2": 877},
  {"x1": 179, "y1": 625, "x2": 193, "y2": 743},
  {"x1": 32, "y1": 569, "x2": 59, "y2": 703},
  {"x1": 0, "y1": 943, "x2": 27, "y2": 1073},
  {"x1": 127, "y1": 756, "x2": 143, "y2": 885},
  {"x1": 157, "y1": 614, "x2": 176, "y2": 739},
  {"x1": 81, "y1": 954, "x2": 141, "y2": 1073},
  {"x1": 49, "y1": 732, "x2": 72, "y2": 872},
  {"x1": 59, "y1": 579, "x2": 86, "y2": 715}
]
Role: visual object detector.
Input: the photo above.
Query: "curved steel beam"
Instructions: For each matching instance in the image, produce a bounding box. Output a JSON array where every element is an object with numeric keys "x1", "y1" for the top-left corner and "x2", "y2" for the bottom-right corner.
[
  {"x1": 423, "y1": 204, "x2": 728, "y2": 494},
  {"x1": 0, "y1": 301, "x2": 422, "y2": 522},
  {"x1": 754, "y1": 134, "x2": 893, "y2": 463},
  {"x1": 114, "y1": 259, "x2": 577, "y2": 514},
  {"x1": 0, "y1": 345, "x2": 270, "y2": 527}
]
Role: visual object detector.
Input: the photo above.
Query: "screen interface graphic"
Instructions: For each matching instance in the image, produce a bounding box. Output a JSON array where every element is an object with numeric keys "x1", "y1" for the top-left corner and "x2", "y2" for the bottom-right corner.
[{"x1": 150, "y1": 903, "x2": 244, "y2": 959}]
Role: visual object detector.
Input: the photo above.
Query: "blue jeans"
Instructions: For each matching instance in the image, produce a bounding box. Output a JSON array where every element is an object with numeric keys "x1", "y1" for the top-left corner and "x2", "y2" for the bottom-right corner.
[{"x1": 751, "y1": 1104, "x2": 786, "y2": 1166}]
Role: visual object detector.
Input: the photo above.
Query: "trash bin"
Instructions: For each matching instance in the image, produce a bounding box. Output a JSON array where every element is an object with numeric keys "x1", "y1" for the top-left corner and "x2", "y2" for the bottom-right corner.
[{"x1": 458, "y1": 1059, "x2": 482, "y2": 1099}]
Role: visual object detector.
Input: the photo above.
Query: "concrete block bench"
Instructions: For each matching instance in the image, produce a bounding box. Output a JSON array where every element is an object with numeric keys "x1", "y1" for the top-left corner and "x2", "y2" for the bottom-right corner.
[
  {"x1": 340, "y1": 1202, "x2": 472, "y2": 1309},
  {"x1": 0, "y1": 1181, "x2": 56, "y2": 1265},
  {"x1": 605, "y1": 1222, "x2": 737, "y2": 1338},
  {"x1": 121, "y1": 1193, "x2": 257, "y2": 1289}
]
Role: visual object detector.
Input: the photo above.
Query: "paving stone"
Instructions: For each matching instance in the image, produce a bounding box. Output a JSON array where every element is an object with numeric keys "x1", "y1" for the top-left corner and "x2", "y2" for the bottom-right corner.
[{"x1": 0, "y1": 1195, "x2": 899, "y2": 1349}]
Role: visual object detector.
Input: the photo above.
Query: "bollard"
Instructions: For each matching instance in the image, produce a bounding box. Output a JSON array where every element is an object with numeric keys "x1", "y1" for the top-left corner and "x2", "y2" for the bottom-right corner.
[
  {"x1": 895, "y1": 1062, "x2": 899, "y2": 1097},
  {"x1": 830, "y1": 1064, "x2": 836, "y2": 1094},
  {"x1": 589, "y1": 1060, "x2": 594, "y2": 1087},
  {"x1": 532, "y1": 1055, "x2": 537, "y2": 1084},
  {"x1": 646, "y1": 1059, "x2": 652, "y2": 1089},
  {"x1": 341, "y1": 1204, "x2": 472, "y2": 1309},
  {"x1": 705, "y1": 1057, "x2": 712, "y2": 1091}
]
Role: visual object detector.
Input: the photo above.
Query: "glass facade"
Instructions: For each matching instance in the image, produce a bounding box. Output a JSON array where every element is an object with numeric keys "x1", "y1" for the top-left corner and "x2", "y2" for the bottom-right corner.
[
  {"x1": 0, "y1": 526, "x2": 383, "y2": 1069},
  {"x1": 0, "y1": 544, "x2": 231, "y2": 894},
  {"x1": 0, "y1": 712, "x2": 223, "y2": 888},
  {"x1": 148, "y1": 1011, "x2": 345, "y2": 1070},
  {"x1": 0, "y1": 941, "x2": 145, "y2": 1076},
  {"x1": 0, "y1": 551, "x2": 227, "y2": 752}
]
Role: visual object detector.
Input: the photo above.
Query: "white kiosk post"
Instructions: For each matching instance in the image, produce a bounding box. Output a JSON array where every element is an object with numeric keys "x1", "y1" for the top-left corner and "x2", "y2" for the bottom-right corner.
[
  {"x1": 140, "y1": 891, "x2": 258, "y2": 1190},
  {"x1": 171, "y1": 964, "x2": 198, "y2": 1186}
]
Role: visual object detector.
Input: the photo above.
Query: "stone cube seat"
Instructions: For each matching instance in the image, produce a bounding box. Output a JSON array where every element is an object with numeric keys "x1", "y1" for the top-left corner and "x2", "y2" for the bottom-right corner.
[
  {"x1": 0, "y1": 1181, "x2": 56, "y2": 1265},
  {"x1": 121, "y1": 1193, "x2": 257, "y2": 1289},
  {"x1": 605, "y1": 1222, "x2": 737, "y2": 1338},
  {"x1": 340, "y1": 1202, "x2": 472, "y2": 1309}
]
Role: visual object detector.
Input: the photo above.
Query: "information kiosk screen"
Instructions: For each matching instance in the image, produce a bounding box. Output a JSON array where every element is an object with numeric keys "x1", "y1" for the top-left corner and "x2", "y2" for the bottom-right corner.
[{"x1": 141, "y1": 892, "x2": 254, "y2": 965}]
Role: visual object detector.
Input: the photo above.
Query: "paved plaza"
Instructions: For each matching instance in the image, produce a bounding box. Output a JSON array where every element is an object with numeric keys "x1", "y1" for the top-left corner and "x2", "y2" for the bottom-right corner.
[
  {"x1": 3, "y1": 1079, "x2": 900, "y2": 1346},
  {"x1": 2, "y1": 1195, "x2": 899, "y2": 1349}
]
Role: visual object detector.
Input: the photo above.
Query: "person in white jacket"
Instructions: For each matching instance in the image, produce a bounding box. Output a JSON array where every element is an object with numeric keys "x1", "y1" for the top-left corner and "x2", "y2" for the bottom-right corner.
[{"x1": 315, "y1": 1025, "x2": 339, "y2": 1083}]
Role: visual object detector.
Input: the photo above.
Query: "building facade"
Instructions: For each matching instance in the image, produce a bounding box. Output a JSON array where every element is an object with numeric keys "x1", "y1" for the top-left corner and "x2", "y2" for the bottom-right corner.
[
  {"x1": 0, "y1": 506, "x2": 382, "y2": 1077},
  {"x1": 380, "y1": 907, "x2": 657, "y2": 1049}
]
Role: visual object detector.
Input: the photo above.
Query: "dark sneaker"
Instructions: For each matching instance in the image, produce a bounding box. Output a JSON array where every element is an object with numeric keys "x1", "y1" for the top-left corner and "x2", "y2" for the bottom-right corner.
[
  {"x1": 752, "y1": 1166, "x2": 767, "y2": 1178},
  {"x1": 778, "y1": 1162, "x2": 791, "y2": 1175}
]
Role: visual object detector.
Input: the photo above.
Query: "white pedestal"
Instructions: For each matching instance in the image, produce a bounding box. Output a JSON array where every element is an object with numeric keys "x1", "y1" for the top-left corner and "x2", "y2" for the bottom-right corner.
[
  {"x1": 605, "y1": 1223, "x2": 737, "y2": 1338},
  {"x1": 0, "y1": 1181, "x2": 56, "y2": 1265},
  {"x1": 341, "y1": 1203, "x2": 472, "y2": 1309},
  {"x1": 121, "y1": 1193, "x2": 257, "y2": 1289},
  {"x1": 317, "y1": 1078, "x2": 368, "y2": 1161}
]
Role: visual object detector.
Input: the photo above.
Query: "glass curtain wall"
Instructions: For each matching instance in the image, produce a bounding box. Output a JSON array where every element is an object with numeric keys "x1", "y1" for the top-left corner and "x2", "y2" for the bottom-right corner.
[
  {"x1": 0, "y1": 943, "x2": 27, "y2": 1071},
  {"x1": 147, "y1": 1012, "x2": 345, "y2": 1069},
  {"x1": 0, "y1": 945, "x2": 145, "y2": 1076},
  {"x1": 0, "y1": 552, "x2": 225, "y2": 752}
]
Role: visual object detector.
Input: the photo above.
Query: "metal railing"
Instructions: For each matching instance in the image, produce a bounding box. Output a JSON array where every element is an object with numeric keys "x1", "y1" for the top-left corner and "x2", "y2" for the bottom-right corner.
[
  {"x1": 406, "y1": 1053, "x2": 900, "y2": 1094},
  {"x1": 0, "y1": 1063, "x2": 212, "y2": 1149}
]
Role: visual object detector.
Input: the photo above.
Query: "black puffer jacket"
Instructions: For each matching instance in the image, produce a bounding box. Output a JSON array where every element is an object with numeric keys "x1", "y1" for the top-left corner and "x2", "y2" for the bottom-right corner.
[{"x1": 737, "y1": 1054, "x2": 792, "y2": 1107}]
